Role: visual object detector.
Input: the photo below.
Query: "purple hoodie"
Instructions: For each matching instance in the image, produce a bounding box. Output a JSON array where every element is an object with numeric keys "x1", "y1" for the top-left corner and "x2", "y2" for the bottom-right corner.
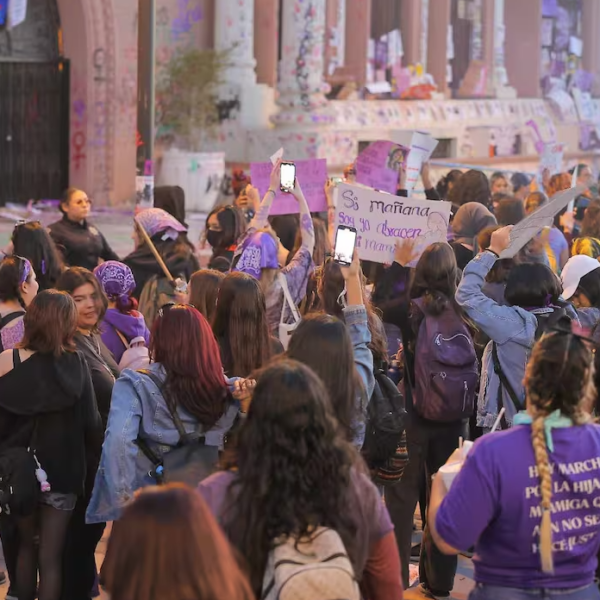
[{"x1": 100, "y1": 308, "x2": 150, "y2": 364}]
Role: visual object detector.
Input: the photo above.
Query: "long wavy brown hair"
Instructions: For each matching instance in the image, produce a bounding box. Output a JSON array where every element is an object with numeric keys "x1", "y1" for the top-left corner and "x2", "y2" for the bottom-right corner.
[
  {"x1": 212, "y1": 272, "x2": 273, "y2": 377},
  {"x1": 189, "y1": 269, "x2": 225, "y2": 323},
  {"x1": 102, "y1": 484, "x2": 254, "y2": 600}
]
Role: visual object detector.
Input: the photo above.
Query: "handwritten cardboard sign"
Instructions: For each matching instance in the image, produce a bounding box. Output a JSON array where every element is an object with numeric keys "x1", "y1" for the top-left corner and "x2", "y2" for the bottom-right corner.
[
  {"x1": 539, "y1": 142, "x2": 565, "y2": 177},
  {"x1": 250, "y1": 159, "x2": 328, "y2": 215},
  {"x1": 355, "y1": 141, "x2": 409, "y2": 195},
  {"x1": 335, "y1": 183, "x2": 452, "y2": 264},
  {"x1": 500, "y1": 185, "x2": 586, "y2": 259}
]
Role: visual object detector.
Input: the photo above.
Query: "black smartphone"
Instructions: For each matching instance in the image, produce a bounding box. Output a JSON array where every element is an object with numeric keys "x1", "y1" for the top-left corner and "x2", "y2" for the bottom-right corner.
[
  {"x1": 280, "y1": 161, "x2": 296, "y2": 193},
  {"x1": 334, "y1": 225, "x2": 358, "y2": 266}
]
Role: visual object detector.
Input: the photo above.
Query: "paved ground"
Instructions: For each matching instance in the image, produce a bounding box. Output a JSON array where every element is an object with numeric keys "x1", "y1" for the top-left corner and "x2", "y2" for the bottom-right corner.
[{"x1": 0, "y1": 208, "x2": 476, "y2": 599}]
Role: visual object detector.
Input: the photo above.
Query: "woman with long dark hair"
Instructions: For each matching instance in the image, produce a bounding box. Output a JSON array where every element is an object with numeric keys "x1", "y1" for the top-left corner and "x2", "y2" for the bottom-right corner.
[
  {"x1": 212, "y1": 272, "x2": 282, "y2": 378},
  {"x1": 101, "y1": 485, "x2": 253, "y2": 600},
  {"x1": 56, "y1": 267, "x2": 120, "y2": 600},
  {"x1": 0, "y1": 290, "x2": 103, "y2": 600},
  {"x1": 382, "y1": 241, "x2": 475, "y2": 597},
  {"x1": 189, "y1": 269, "x2": 225, "y2": 322},
  {"x1": 11, "y1": 221, "x2": 63, "y2": 291},
  {"x1": 204, "y1": 205, "x2": 247, "y2": 272},
  {"x1": 86, "y1": 305, "x2": 242, "y2": 523},
  {"x1": 287, "y1": 252, "x2": 375, "y2": 447},
  {"x1": 199, "y1": 359, "x2": 402, "y2": 600},
  {"x1": 430, "y1": 322, "x2": 600, "y2": 600}
]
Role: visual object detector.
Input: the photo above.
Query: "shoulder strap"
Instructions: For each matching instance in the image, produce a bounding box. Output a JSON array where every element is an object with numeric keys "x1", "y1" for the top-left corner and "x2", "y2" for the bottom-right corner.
[
  {"x1": 0, "y1": 311, "x2": 25, "y2": 330},
  {"x1": 491, "y1": 342, "x2": 524, "y2": 418},
  {"x1": 12, "y1": 348, "x2": 21, "y2": 367},
  {"x1": 114, "y1": 329, "x2": 130, "y2": 349},
  {"x1": 278, "y1": 272, "x2": 301, "y2": 325},
  {"x1": 137, "y1": 369, "x2": 197, "y2": 442}
]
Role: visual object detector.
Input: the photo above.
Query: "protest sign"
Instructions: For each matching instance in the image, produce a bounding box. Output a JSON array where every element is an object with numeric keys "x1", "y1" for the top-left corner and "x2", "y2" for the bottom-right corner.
[
  {"x1": 335, "y1": 183, "x2": 451, "y2": 264},
  {"x1": 500, "y1": 185, "x2": 585, "y2": 259},
  {"x1": 394, "y1": 131, "x2": 439, "y2": 193},
  {"x1": 538, "y1": 142, "x2": 565, "y2": 177},
  {"x1": 250, "y1": 159, "x2": 328, "y2": 215},
  {"x1": 270, "y1": 147, "x2": 284, "y2": 165},
  {"x1": 355, "y1": 141, "x2": 409, "y2": 195}
]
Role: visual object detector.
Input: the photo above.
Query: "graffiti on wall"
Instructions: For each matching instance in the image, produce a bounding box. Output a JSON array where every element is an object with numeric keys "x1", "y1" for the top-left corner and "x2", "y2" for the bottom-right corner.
[{"x1": 71, "y1": 74, "x2": 87, "y2": 172}]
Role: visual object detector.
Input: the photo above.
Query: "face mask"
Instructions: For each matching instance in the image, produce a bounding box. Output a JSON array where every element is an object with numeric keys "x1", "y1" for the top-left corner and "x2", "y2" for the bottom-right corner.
[{"x1": 206, "y1": 229, "x2": 223, "y2": 248}]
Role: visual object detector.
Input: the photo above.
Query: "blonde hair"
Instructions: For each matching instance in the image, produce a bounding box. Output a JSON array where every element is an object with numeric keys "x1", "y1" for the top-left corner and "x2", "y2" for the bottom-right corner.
[{"x1": 525, "y1": 331, "x2": 595, "y2": 573}]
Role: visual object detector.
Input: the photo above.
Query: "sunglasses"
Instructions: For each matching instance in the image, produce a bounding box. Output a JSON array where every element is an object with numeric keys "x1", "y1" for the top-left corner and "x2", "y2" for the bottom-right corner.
[{"x1": 157, "y1": 302, "x2": 194, "y2": 318}]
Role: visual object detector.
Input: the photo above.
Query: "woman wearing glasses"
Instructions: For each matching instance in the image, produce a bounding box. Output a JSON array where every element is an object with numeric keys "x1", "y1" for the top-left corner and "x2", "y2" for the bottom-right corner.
[
  {"x1": 86, "y1": 304, "x2": 245, "y2": 524},
  {"x1": 49, "y1": 188, "x2": 119, "y2": 271}
]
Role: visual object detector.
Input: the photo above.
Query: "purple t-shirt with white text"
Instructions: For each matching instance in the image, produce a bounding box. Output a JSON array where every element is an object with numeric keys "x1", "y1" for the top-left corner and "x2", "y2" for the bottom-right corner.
[{"x1": 436, "y1": 424, "x2": 600, "y2": 589}]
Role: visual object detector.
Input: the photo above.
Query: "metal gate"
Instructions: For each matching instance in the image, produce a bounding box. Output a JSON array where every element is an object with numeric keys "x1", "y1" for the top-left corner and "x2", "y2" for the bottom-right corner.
[{"x1": 0, "y1": 59, "x2": 70, "y2": 205}]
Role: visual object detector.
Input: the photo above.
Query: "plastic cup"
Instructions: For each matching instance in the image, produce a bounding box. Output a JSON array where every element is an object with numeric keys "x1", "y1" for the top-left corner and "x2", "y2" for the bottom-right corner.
[
  {"x1": 439, "y1": 461, "x2": 462, "y2": 490},
  {"x1": 462, "y1": 440, "x2": 474, "y2": 461}
]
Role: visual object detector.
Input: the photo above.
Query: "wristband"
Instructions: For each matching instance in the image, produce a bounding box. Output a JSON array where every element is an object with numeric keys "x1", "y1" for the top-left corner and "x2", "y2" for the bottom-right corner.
[
  {"x1": 266, "y1": 189, "x2": 276, "y2": 198},
  {"x1": 486, "y1": 249, "x2": 500, "y2": 259}
]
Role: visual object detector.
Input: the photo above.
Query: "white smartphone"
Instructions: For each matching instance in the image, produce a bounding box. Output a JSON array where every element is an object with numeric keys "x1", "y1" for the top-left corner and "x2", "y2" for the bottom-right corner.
[
  {"x1": 334, "y1": 225, "x2": 358, "y2": 266},
  {"x1": 280, "y1": 161, "x2": 296, "y2": 193}
]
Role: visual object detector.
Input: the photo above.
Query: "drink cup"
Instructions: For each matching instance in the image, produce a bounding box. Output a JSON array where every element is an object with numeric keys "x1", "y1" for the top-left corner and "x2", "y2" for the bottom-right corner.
[
  {"x1": 438, "y1": 461, "x2": 462, "y2": 490},
  {"x1": 462, "y1": 440, "x2": 474, "y2": 461}
]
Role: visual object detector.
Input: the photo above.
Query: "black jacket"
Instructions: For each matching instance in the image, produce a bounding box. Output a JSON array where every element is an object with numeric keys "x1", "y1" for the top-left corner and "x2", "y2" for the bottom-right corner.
[
  {"x1": 0, "y1": 350, "x2": 103, "y2": 495},
  {"x1": 124, "y1": 236, "x2": 200, "y2": 299},
  {"x1": 49, "y1": 216, "x2": 119, "y2": 271}
]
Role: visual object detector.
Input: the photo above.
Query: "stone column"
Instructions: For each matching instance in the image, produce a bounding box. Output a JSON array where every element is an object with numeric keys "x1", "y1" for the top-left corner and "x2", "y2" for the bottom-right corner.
[
  {"x1": 400, "y1": 0, "x2": 422, "y2": 67},
  {"x1": 214, "y1": 0, "x2": 256, "y2": 86},
  {"x1": 344, "y1": 0, "x2": 371, "y2": 88},
  {"x1": 582, "y1": 0, "x2": 600, "y2": 96},
  {"x1": 272, "y1": 0, "x2": 333, "y2": 126},
  {"x1": 426, "y1": 0, "x2": 451, "y2": 95},
  {"x1": 254, "y1": 0, "x2": 279, "y2": 87}
]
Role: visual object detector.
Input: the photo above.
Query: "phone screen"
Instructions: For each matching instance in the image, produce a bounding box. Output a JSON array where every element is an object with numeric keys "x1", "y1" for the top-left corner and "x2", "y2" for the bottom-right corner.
[
  {"x1": 334, "y1": 226, "x2": 357, "y2": 266},
  {"x1": 280, "y1": 162, "x2": 296, "y2": 192}
]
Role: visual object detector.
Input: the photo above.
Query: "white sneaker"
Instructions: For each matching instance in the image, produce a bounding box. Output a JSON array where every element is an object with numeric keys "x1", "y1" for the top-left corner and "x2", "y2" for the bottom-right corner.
[{"x1": 403, "y1": 583, "x2": 450, "y2": 599}]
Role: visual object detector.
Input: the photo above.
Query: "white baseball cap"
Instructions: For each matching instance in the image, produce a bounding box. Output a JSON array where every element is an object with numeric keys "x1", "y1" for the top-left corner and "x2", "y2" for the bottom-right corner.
[{"x1": 561, "y1": 255, "x2": 600, "y2": 300}]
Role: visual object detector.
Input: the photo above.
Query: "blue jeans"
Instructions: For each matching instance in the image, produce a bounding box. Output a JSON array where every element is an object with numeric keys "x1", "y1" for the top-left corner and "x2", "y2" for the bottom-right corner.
[{"x1": 469, "y1": 583, "x2": 600, "y2": 600}]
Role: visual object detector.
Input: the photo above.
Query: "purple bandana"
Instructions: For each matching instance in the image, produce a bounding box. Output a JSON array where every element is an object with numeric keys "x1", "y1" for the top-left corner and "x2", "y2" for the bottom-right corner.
[
  {"x1": 94, "y1": 261, "x2": 136, "y2": 304},
  {"x1": 136, "y1": 208, "x2": 187, "y2": 241},
  {"x1": 19, "y1": 258, "x2": 32, "y2": 284},
  {"x1": 234, "y1": 231, "x2": 279, "y2": 279}
]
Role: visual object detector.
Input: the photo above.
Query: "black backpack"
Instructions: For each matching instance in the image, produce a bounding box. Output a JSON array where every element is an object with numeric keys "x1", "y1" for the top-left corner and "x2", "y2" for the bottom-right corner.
[
  {"x1": 362, "y1": 367, "x2": 408, "y2": 486},
  {"x1": 0, "y1": 350, "x2": 41, "y2": 516},
  {"x1": 135, "y1": 370, "x2": 219, "y2": 487},
  {"x1": 492, "y1": 307, "x2": 572, "y2": 429}
]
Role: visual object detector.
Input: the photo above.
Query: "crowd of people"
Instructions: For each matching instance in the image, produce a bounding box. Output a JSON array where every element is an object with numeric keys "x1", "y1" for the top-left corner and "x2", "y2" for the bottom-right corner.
[{"x1": 0, "y1": 159, "x2": 600, "y2": 600}]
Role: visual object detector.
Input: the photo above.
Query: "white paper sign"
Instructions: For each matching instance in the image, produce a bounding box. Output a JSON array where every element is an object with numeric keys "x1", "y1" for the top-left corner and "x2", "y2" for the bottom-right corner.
[
  {"x1": 8, "y1": 0, "x2": 27, "y2": 28},
  {"x1": 270, "y1": 147, "x2": 284, "y2": 166},
  {"x1": 394, "y1": 131, "x2": 439, "y2": 194},
  {"x1": 335, "y1": 184, "x2": 451, "y2": 264},
  {"x1": 539, "y1": 142, "x2": 565, "y2": 177},
  {"x1": 500, "y1": 186, "x2": 586, "y2": 259}
]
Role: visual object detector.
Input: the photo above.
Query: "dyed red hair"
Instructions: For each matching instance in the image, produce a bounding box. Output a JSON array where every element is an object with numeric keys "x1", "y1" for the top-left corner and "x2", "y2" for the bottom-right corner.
[
  {"x1": 150, "y1": 305, "x2": 228, "y2": 428},
  {"x1": 101, "y1": 484, "x2": 254, "y2": 600}
]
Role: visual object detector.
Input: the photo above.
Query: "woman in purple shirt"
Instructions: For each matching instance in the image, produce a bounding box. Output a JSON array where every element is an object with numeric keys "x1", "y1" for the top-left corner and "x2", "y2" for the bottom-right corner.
[{"x1": 429, "y1": 319, "x2": 600, "y2": 599}]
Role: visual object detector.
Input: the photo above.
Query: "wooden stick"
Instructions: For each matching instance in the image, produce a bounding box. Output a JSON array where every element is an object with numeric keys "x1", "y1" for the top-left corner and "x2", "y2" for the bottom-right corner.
[{"x1": 134, "y1": 218, "x2": 174, "y2": 282}]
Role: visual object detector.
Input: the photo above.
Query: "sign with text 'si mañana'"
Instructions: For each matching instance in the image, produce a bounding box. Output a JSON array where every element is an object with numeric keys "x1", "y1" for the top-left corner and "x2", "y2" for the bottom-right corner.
[{"x1": 336, "y1": 184, "x2": 452, "y2": 264}]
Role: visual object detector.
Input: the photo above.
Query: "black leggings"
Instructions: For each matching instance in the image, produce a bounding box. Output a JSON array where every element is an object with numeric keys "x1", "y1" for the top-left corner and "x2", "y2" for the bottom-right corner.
[{"x1": 16, "y1": 505, "x2": 72, "y2": 600}]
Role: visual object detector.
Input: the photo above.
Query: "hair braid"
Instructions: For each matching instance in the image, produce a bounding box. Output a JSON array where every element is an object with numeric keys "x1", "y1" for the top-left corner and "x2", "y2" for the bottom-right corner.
[{"x1": 531, "y1": 414, "x2": 554, "y2": 574}]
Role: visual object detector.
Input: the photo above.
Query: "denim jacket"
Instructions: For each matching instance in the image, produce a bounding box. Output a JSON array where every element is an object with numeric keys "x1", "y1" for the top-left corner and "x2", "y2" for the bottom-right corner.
[
  {"x1": 86, "y1": 362, "x2": 240, "y2": 523},
  {"x1": 344, "y1": 305, "x2": 375, "y2": 448},
  {"x1": 456, "y1": 252, "x2": 579, "y2": 429}
]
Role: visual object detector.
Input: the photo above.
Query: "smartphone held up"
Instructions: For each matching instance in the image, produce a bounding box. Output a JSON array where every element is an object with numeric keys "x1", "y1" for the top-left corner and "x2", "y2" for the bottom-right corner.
[
  {"x1": 334, "y1": 225, "x2": 357, "y2": 266},
  {"x1": 280, "y1": 161, "x2": 296, "y2": 193}
]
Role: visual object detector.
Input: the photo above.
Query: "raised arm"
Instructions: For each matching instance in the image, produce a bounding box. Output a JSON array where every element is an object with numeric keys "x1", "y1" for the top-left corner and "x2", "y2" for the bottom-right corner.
[
  {"x1": 456, "y1": 226, "x2": 533, "y2": 343},
  {"x1": 248, "y1": 161, "x2": 281, "y2": 231},
  {"x1": 325, "y1": 179, "x2": 337, "y2": 247},
  {"x1": 291, "y1": 178, "x2": 315, "y2": 255}
]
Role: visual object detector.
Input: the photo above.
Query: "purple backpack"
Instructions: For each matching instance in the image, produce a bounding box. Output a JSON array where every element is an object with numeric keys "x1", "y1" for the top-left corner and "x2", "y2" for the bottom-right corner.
[{"x1": 412, "y1": 297, "x2": 478, "y2": 422}]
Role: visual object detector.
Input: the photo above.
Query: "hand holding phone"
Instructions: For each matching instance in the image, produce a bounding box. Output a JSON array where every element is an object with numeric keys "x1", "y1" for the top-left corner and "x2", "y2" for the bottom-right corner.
[
  {"x1": 280, "y1": 161, "x2": 296, "y2": 193},
  {"x1": 334, "y1": 225, "x2": 358, "y2": 266}
]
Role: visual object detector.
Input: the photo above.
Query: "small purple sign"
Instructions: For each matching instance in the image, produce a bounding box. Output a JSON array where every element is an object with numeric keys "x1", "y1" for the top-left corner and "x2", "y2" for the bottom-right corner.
[
  {"x1": 355, "y1": 140, "x2": 409, "y2": 195},
  {"x1": 250, "y1": 159, "x2": 328, "y2": 215},
  {"x1": 542, "y1": 0, "x2": 559, "y2": 17}
]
